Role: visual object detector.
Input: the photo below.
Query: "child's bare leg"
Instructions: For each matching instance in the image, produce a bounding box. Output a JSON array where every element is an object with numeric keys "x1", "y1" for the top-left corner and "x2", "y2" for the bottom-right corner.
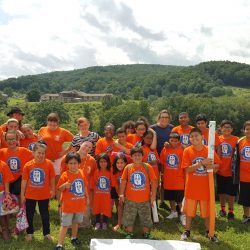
[
  {"x1": 57, "y1": 226, "x2": 68, "y2": 245},
  {"x1": 170, "y1": 200, "x2": 176, "y2": 211},
  {"x1": 185, "y1": 216, "x2": 193, "y2": 231},
  {"x1": 114, "y1": 203, "x2": 123, "y2": 231},
  {"x1": 71, "y1": 222, "x2": 79, "y2": 238},
  {"x1": 142, "y1": 227, "x2": 149, "y2": 233},
  {"x1": 243, "y1": 206, "x2": 250, "y2": 216},
  {"x1": 204, "y1": 217, "x2": 209, "y2": 231},
  {"x1": 126, "y1": 226, "x2": 133, "y2": 233}
]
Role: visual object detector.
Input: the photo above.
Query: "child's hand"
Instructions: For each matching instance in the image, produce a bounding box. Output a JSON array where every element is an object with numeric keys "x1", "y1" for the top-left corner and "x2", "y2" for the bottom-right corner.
[
  {"x1": 21, "y1": 195, "x2": 26, "y2": 206},
  {"x1": 50, "y1": 190, "x2": 55, "y2": 199},
  {"x1": 150, "y1": 195, "x2": 156, "y2": 206},
  {"x1": 64, "y1": 182, "x2": 71, "y2": 189},
  {"x1": 86, "y1": 197, "x2": 90, "y2": 206},
  {"x1": 201, "y1": 158, "x2": 213, "y2": 167},
  {"x1": 164, "y1": 141, "x2": 171, "y2": 148}
]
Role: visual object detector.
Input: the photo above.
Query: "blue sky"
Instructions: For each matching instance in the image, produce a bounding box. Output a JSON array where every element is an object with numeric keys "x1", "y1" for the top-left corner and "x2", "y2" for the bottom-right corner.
[{"x1": 0, "y1": 0, "x2": 250, "y2": 79}]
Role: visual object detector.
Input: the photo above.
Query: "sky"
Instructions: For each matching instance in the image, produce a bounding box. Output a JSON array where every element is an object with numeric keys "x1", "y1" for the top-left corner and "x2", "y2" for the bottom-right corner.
[{"x1": 0, "y1": 0, "x2": 250, "y2": 79}]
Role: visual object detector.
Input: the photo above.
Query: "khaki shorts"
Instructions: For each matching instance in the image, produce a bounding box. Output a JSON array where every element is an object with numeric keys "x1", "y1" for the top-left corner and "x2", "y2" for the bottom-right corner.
[
  {"x1": 61, "y1": 212, "x2": 83, "y2": 227},
  {"x1": 183, "y1": 198, "x2": 209, "y2": 218},
  {"x1": 122, "y1": 199, "x2": 152, "y2": 228}
]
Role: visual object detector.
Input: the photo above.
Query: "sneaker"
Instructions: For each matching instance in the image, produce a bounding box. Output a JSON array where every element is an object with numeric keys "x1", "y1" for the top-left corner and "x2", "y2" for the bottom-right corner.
[
  {"x1": 102, "y1": 223, "x2": 107, "y2": 230},
  {"x1": 125, "y1": 233, "x2": 134, "y2": 239},
  {"x1": 180, "y1": 230, "x2": 190, "y2": 241},
  {"x1": 219, "y1": 210, "x2": 227, "y2": 217},
  {"x1": 71, "y1": 238, "x2": 82, "y2": 247},
  {"x1": 143, "y1": 232, "x2": 154, "y2": 240},
  {"x1": 227, "y1": 212, "x2": 235, "y2": 221},
  {"x1": 44, "y1": 234, "x2": 54, "y2": 241},
  {"x1": 208, "y1": 235, "x2": 219, "y2": 243},
  {"x1": 55, "y1": 245, "x2": 64, "y2": 250},
  {"x1": 241, "y1": 215, "x2": 250, "y2": 224},
  {"x1": 166, "y1": 211, "x2": 178, "y2": 219},
  {"x1": 159, "y1": 202, "x2": 171, "y2": 212},
  {"x1": 180, "y1": 214, "x2": 186, "y2": 226},
  {"x1": 94, "y1": 223, "x2": 101, "y2": 230}
]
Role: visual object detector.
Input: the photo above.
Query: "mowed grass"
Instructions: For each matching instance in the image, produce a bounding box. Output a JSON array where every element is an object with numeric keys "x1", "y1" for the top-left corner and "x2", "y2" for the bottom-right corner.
[{"x1": 0, "y1": 201, "x2": 250, "y2": 250}]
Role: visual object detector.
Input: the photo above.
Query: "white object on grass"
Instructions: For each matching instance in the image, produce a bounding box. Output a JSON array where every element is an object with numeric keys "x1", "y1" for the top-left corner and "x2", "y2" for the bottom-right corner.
[{"x1": 152, "y1": 200, "x2": 159, "y2": 223}]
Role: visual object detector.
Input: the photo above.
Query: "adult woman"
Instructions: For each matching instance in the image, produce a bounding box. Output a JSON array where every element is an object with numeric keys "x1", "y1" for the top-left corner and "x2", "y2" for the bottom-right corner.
[
  {"x1": 71, "y1": 117, "x2": 100, "y2": 157},
  {"x1": 38, "y1": 113, "x2": 73, "y2": 200}
]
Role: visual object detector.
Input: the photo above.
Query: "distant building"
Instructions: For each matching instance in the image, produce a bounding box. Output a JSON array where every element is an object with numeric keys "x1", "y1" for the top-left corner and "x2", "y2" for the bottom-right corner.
[{"x1": 40, "y1": 90, "x2": 112, "y2": 102}]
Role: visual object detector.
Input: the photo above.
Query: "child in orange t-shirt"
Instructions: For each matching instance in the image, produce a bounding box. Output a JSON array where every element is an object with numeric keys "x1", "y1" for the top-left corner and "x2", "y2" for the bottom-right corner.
[
  {"x1": 111, "y1": 154, "x2": 128, "y2": 231},
  {"x1": 119, "y1": 147, "x2": 157, "y2": 239},
  {"x1": 126, "y1": 120, "x2": 147, "y2": 147},
  {"x1": 0, "y1": 131, "x2": 33, "y2": 198},
  {"x1": 142, "y1": 130, "x2": 160, "y2": 183},
  {"x1": 21, "y1": 142, "x2": 55, "y2": 242},
  {"x1": 20, "y1": 124, "x2": 38, "y2": 150},
  {"x1": 172, "y1": 112, "x2": 194, "y2": 147},
  {"x1": 56, "y1": 152, "x2": 89, "y2": 249},
  {"x1": 160, "y1": 132, "x2": 185, "y2": 225},
  {"x1": 95, "y1": 123, "x2": 115, "y2": 157},
  {"x1": 91, "y1": 153, "x2": 112, "y2": 230},
  {"x1": 217, "y1": 120, "x2": 239, "y2": 220},
  {"x1": 0, "y1": 160, "x2": 14, "y2": 241},
  {"x1": 238, "y1": 121, "x2": 250, "y2": 224},
  {"x1": 180, "y1": 128, "x2": 221, "y2": 242}
]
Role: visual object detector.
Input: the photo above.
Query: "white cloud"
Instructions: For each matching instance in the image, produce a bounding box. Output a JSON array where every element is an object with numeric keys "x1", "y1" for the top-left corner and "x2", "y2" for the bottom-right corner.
[{"x1": 0, "y1": 0, "x2": 250, "y2": 79}]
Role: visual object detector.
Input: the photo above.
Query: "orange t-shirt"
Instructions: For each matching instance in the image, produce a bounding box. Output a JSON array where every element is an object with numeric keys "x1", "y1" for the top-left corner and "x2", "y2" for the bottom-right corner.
[
  {"x1": 201, "y1": 129, "x2": 220, "y2": 147},
  {"x1": 20, "y1": 134, "x2": 39, "y2": 151},
  {"x1": 57, "y1": 170, "x2": 88, "y2": 213},
  {"x1": 121, "y1": 163, "x2": 157, "y2": 202},
  {"x1": 142, "y1": 145, "x2": 160, "y2": 181},
  {"x1": 126, "y1": 134, "x2": 143, "y2": 147},
  {"x1": 239, "y1": 138, "x2": 250, "y2": 182},
  {"x1": 218, "y1": 135, "x2": 239, "y2": 177},
  {"x1": 22, "y1": 159, "x2": 55, "y2": 200},
  {"x1": 38, "y1": 126, "x2": 73, "y2": 160},
  {"x1": 181, "y1": 145, "x2": 221, "y2": 201},
  {"x1": 172, "y1": 125, "x2": 194, "y2": 147},
  {"x1": 160, "y1": 145, "x2": 184, "y2": 190},
  {"x1": 0, "y1": 147, "x2": 33, "y2": 182},
  {"x1": 95, "y1": 138, "x2": 114, "y2": 156},
  {"x1": 60, "y1": 154, "x2": 96, "y2": 191},
  {"x1": 110, "y1": 142, "x2": 133, "y2": 164},
  {"x1": 91, "y1": 168, "x2": 112, "y2": 217},
  {"x1": 0, "y1": 160, "x2": 14, "y2": 192},
  {"x1": 111, "y1": 169, "x2": 124, "y2": 190}
]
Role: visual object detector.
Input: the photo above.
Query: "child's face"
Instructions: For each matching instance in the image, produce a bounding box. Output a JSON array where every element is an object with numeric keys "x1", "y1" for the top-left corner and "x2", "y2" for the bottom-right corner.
[
  {"x1": 6, "y1": 133, "x2": 18, "y2": 149},
  {"x1": 196, "y1": 120, "x2": 207, "y2": 131},
  {"x1": 131, "y1": 152, "x2": 143, "y2": 164},
  {"x1": 135, "y1": 125, "x2": 146, "y2": 137},
  {"x1": 7, "y1": 122, "x2": 18, "y2": 131},
  {"x1": 99, "y1": 158, "x2": 108, "y2": 170},
  {"x1": 189, "y1": 132, "x2": 203, "y2": 146},
  {"x1": 79, "y1": 141, "x2": 92, "y2": 154},
  {"x1": 220, "y1": 124, "x2": 233, "y2": 136},
  {"x1": 169, "y1": 138, "x2": 180, "y2": 148},
  {"x1": 104, "y1": 126, "x2": 114, "y2": 139},
  {"x1": 116, "y1": 158, "x2": 126, "y2": 171},
  {"x1": 33, "y1": 147, "x2": 46, "y2": 163},
  {"x1": 244, "y1": 125, "x2": 250, "y2": 139},
  {"x1": 22, "y1": 127, "x2": 34, "y2": 138},
  {"x1": 117, "y1": 133, "x2": 127, "y2": 144},
  {"x1": 12, "y1": 113, "x2": 23, "y2": 122},
  {"x1": 143, "y1": 134, "x2": 153, "y2": 146},
  {"x1": 47, "y1": 120, "x2": 58, "y2": 131},
  {"x1": 179, "y1": 114, "x2": 189, "y2": 126},
  {"x1": 68, "y1": 158, "x2": 79, "y2": 173},
  {"x1": 125, "y1": 127, "x2": 135, "y2": 135}
]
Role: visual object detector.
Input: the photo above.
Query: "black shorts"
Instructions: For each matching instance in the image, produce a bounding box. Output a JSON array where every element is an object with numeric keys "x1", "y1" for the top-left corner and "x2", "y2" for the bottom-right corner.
[
  {"x1": 238, "y1": 182, "x2": 250, "y2": 207},
  {"x1": 111, "y1": 187, "x2": 119, "y2": 200},
  {"x1": 216, "y1": 174, "x2": 239, "y2": 196},
  {"x1": 164, "y1": 189, "x2": 184, "y2": 203},
  {"x1": 9, "y1": 176, "x2": 21, "y2": 195}
]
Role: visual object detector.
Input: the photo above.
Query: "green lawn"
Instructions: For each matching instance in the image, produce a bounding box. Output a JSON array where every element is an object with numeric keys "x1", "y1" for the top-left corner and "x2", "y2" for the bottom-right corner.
[{"x1": 0, "y1": 201, "x2": 249, "y2": 250}]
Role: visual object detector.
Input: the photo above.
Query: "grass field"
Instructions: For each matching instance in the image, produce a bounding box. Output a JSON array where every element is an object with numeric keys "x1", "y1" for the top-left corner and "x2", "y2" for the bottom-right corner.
[{"x1": 0, "y1": 201, "x2": 249, "y2": 250}]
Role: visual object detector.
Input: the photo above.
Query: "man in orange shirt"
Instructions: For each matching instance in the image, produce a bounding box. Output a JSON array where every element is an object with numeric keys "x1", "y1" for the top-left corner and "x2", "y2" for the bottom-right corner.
[
  {"x1": 238, "y1": 121, "x2": 250, "y2": 224},
  {"x1": 180, "y1": 128, "x2": 221, "y2": 242},
  {"x1": 119, "y1": 147, "x2": 157, "y2": 239},
  {"x1": 217, "y1": 120, "x2": 239, "y2": 220},
  {"x1": 172, "y1": 112, "x2": 194, "y2": 147},
  {"x1": 38, "y1": 113, "x2": 74, "y2": 200},
  {"x1": 160, "y1": 132, "x2": 185, "y2": 225}
]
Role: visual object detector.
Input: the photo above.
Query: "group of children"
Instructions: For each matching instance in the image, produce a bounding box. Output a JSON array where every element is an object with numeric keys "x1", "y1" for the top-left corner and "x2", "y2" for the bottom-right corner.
[{"x1": 0, "y1": 107, "x2": 250, "y2": 249}]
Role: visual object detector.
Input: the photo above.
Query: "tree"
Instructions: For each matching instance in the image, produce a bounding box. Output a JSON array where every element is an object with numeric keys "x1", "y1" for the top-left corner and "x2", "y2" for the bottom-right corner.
[
  {"x1": 102, "y1": 95, "x2": 122, "y2": 110},
  {"x1": 209, "y1": 87, "x2": 225, "y2": 97},
  {"x1": 33, "y1": 101, "x2": 70, "y2": 128},
  {"x1": 3, "y1": 87, "x2": 13, "y2": 97},
  {"x1": 26, "y1": 89, "x2": 41, "y2": 102}
]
